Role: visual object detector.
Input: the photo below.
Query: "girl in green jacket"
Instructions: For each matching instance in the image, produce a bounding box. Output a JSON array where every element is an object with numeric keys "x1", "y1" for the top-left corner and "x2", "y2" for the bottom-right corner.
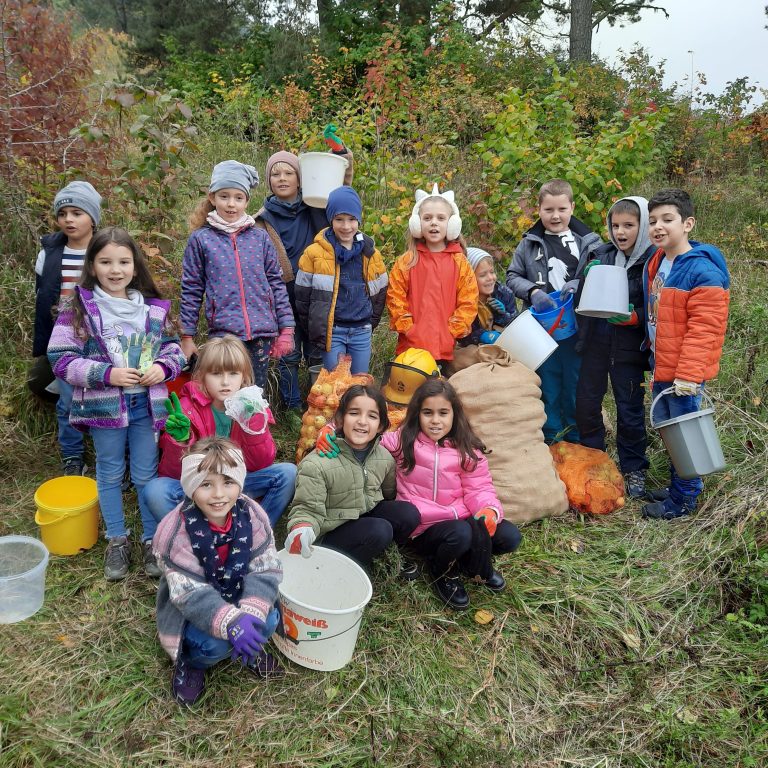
[{"x1": 284, "y1": 385, "x2": 419, "y2": 570}]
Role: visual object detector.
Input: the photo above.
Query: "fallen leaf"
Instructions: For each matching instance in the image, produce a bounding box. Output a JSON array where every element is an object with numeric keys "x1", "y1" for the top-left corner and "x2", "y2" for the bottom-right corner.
[
  {"x1": 752, "y1": 397, "x2": 761, "y2": 407},
  {"x1": 324, "y1": 686, "x2": 339, "y2": 701},
  {"x1": 530, "y1": 624, "x2": 540, "y2": 634},
  {"x1": 570, "y1": 539, "x2": 585, "y2": 554},
  {"x1": 56, "y1": 634, "x2": 76, "y2": 648},
  {"x1": 620, "y1": 629, "x2": 642, "y2": 651},
  {"x1": 474, "y1": 609, "x2": 494, "y2": 625},
  {"x1": 675, "y1": 707, "x2": 698, "y2": 724}
]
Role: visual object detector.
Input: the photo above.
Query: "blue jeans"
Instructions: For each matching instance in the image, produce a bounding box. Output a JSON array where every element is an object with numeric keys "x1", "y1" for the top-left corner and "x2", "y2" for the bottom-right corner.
[
  {"x1": 323, "y1": 324, "x2": 372, "y2": 374},
  {"x1": 90, "y1": 392, "x2": 158, "y2": 540},
  {"x1": 143, "y1": 463, "x2": 296, "y2": 528},
  {"x1": 651, "y1": 381, "x2": 704, "y2": 508},
  {"x1": 56, "y1": 378, "x2": 85, "y2": 460},
  {"x1": 182, "y1": 606, "x2": 281, "y2": 669},
  {"x1": 278, "y1": 322, "x2": 321, "y2": 408},
  {"x1": 538, "y1": 334, "x2": 581, "y2": 443}
]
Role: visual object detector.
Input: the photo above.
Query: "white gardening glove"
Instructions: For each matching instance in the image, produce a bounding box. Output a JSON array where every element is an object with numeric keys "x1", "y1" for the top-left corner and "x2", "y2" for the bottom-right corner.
[
  {"x1": 284, "y1": 524, "x2": 316, "y2": 558},
  {"x1": 672, "y1": 378, "x2": 700, "y2": 397}
]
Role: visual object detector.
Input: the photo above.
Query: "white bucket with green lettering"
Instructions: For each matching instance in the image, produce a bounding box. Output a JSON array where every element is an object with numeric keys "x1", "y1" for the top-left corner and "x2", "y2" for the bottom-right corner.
[{"x1": 273, "y1": 547, "x2": 372, "y2": 671}]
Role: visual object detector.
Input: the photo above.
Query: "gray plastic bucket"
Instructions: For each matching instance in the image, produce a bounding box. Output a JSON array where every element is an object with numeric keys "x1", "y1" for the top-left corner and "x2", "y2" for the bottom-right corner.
[{"x1": 650, "y1": 387, "x2": 726, "y2": 479}]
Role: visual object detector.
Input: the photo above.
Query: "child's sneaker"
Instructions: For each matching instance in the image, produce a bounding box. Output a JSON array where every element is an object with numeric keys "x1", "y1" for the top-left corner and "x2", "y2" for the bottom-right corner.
[
  {"x1": 172, "y1": 658, "x2": 206, "y2": 705},
  {"x1": 641, "y1": 497, "x2": 693, "y2": 521},
  {"x1": 646, "y1": 486, "x2": 670, "y2": 502},
  {"x1": 247, "y1": 650, "x2": 285, "y2": 679},
  {"x1": 431, "y1": 572, "x2": 469, "y2": 610},
  {"x1": 62, "y1": 456, "x2": 86, "y2": 476},
  {"x1": 142, "y1": 540, "x2": 162, "y2": 578},
  {"x1": 624, "y1": 471, "x2": 647, "y2": 499},
  {"x1": 399, "y1": 559, "x2": 419, "y2": 581},
  {"x1": 104, "y1": 536, "x2": 131, "y2": 581}
]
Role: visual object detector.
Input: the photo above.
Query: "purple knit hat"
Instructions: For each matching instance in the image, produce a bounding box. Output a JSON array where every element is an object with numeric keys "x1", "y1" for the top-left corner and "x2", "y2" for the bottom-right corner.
[{"x1": 265, "y1": 151, "x2": 301, "y2": 193}]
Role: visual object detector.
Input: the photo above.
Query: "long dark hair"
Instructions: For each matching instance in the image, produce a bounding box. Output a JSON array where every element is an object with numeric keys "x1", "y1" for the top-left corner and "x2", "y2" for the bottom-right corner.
[
  {"x1": 333, "y1": 384, "x2": 390, "y2": 438},
  {"x1": 71, "y1": 226, "x2": 166, "y2": 339},
  {"x1": 395, "y1": 378, "x2": 485, "y2": 474}
]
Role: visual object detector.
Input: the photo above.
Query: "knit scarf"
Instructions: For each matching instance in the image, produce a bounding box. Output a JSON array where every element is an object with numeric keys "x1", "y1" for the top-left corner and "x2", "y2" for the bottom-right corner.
[
  {"x1": 181, "y1": 497, "x2": 253, "y2": 602},
  {"x1": 206, "y1": 210, "x2": 256, "y2": 234},
  {"x1": 325, "y1": 228, "x2": 364, "y2": 265}
]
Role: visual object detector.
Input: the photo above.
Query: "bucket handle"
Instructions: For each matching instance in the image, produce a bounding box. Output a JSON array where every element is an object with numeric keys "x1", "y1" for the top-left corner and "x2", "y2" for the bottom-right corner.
[
  {"x1": 34, "y1": 509, "x2": 65, "y2": 527},
  {"x1": 649, "y1": 385, "x2": 713, "y2": 428},
  {"x1": 546, "y1": 306, "x2": 567, "y2": 337}
]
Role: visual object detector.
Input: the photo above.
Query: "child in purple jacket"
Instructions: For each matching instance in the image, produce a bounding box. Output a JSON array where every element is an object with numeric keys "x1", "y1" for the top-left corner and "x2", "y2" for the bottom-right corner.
[
  {"x1": 48, "y1": 227, "x2": 185, "y2": 581},
  {"x1": 180, "y1": 161, "x2": 295, "y2": 388}
]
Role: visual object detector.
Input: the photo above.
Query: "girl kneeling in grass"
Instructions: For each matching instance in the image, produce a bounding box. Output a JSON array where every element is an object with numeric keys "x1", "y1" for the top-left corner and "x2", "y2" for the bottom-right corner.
[
  {"x1": 284, "y1": 385, "x2": 419, "y2": 572},
  {"x1": 153, "y1": 437, "x2": 283, "y2": 706}
]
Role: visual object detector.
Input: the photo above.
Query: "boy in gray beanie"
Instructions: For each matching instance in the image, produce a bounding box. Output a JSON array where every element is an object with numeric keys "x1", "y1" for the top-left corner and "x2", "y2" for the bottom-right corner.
[{"x1": 30, "y1": 179, "x2": 102, "y2": 475}]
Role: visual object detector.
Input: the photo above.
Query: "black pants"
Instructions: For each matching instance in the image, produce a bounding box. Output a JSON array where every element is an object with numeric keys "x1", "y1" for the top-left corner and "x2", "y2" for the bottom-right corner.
[
  {"x1": 413, "y1": 519, "x2": 522, "y2": 575},
  {"x1": 319, "y1": 500, "x2": 420, "y2": 569},
  {"x1": 575, "y1": 347, "x2": 649, "y2": 473}
]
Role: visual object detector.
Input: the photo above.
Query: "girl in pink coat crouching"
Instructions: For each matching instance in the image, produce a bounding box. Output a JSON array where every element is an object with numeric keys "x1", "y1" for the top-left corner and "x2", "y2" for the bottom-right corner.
[{"x1": 380, "y1": 379, "x2": 521, "y2": 610}]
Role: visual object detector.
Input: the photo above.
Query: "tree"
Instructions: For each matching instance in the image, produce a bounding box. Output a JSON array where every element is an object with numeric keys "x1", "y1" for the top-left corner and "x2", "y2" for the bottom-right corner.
[{"x1": 544, "y1": 1, "x2": 669, "y2": 63}]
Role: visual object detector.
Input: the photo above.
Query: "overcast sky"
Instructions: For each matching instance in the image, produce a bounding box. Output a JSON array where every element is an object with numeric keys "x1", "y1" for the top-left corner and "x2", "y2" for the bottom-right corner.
[{"x1": 591, "y1": 0, "x2": 767, "y2": 107}]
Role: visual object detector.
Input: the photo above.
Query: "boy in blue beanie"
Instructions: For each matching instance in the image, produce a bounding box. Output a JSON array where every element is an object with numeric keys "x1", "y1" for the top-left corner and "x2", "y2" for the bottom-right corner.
[{"x1": 294, "y1": 186, "x2": 388, "y2": 374}]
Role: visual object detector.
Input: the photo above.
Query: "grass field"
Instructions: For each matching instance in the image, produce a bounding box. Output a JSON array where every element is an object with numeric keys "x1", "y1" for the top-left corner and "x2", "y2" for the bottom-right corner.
[{"x1": 0, "y1": 168, "x2": 766, "y2": 767}]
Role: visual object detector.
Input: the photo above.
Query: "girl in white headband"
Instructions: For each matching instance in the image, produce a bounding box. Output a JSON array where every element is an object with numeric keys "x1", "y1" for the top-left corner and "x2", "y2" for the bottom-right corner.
[{"x1": 152, "y1": 436, "x2": 283, "y2": 706}]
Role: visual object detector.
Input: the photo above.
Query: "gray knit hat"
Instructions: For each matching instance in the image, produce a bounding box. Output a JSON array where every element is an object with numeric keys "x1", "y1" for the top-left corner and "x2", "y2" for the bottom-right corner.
[
  {"x1": 466, "y1": 246, "x2": 494, "y2": 271},
  {"x1": 209, "y1": 160, "x2": 260, "y2": 197},
  {"x1": 53, "y1": 181, "x2": 102, "y2": 226}
]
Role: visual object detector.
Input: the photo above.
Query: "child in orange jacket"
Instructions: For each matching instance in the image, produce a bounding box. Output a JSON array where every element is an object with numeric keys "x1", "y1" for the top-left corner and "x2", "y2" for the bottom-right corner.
[{"x1": 386, "y1": 185, "x2": 477, "y2": 366}]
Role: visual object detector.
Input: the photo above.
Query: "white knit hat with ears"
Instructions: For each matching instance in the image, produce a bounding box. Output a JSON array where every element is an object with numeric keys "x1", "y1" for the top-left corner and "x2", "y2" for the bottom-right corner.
[{"x1": 409, "y1": 183, "x2": 462, "y2": 241}]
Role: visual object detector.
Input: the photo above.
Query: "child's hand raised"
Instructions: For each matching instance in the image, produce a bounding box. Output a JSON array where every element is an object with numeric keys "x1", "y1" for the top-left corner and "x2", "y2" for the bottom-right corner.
[
  {"x1": 163, "y1": 392, "x2": 191, "y2": 442},
  {"x1": 316, "y1": 424, "x2": 340, "y2": 458},
  {"x1": 323, "y1": 123, "x2": 346, "y2": 153},
  {"x1": 108, "y1": 367, "x2": 142, "y2": 387},
  {"x1": 487, "y1": 297, "x2": 505, "y2": 316}
]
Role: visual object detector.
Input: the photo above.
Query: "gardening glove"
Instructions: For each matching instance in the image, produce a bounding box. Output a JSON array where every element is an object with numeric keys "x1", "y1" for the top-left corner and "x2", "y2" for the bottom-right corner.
[
  {"x1": 487, "y1": 297, "x2": 505, "y2": 316},
  {"x1": 269, "y1": 327, "x2": 295, "y2": 359},
  {"x1": 474, "y1": 507, "x2": 498, "y2": 537},
  {"x1": 672, "y1": 379, "x2": 700, "y2": 397},
  {"x1": 559, "y1": 279, "x2": 580, "y2": 301},
  {"x1": 163, "y1": 392, "x2": 191, "y2": 442},
  {"x1": 607, "y1": 303, "x2": 638, "y2": 326},
  {"x1": 323, "y1": 123, "x2": 346, "y2": 153},
  {"x1": 530, "y1": 289, "x2": 557, "y2": 313},
  {"x1": 284, "y1": 524, "x2": 316, "y2": 558},
  {"x1": 316, "y1": 424, "x2": 340, "y2": 458},
  {"x1": 227, "y1": 613, "x2": 268, "y2": 665},
  {"x1": 583, "y1": 259, "x2": 601, "y2": 276},
  {"x1": 479, "y1": 330, "x2": 501, "y2": 344}
]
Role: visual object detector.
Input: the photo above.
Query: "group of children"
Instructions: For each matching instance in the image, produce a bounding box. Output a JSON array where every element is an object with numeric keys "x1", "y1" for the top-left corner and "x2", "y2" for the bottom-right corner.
[{"x1": 31, "y1": 128, "x2": 729, "y2": 703}]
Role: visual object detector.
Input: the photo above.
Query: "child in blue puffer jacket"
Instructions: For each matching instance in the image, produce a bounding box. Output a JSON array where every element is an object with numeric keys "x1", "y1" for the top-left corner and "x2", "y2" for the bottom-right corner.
[{"x1": 180, "y1": 161, "x2": 295, "y2": 389}]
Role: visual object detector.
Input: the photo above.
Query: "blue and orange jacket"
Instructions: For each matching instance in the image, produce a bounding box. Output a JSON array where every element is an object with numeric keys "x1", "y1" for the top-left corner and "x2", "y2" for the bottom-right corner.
[{"x1": 642, "y1": 241, "x2": 730, "y2": 383}]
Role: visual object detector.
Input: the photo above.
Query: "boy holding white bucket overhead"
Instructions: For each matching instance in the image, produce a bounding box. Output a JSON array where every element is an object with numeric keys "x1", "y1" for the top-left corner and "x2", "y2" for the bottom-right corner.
[
  {"x1": 505, "y1": 179, "x2": 602, "y2": 443},
  {"x1": 153, "y1": 437, "x2": 284, "y2": 706},
  {"x1": 640, "y1": 189, "x2": 730, "y2": 520},
  {"x1": 575, "y1": 197, "x2": 660, "y2": 500}
]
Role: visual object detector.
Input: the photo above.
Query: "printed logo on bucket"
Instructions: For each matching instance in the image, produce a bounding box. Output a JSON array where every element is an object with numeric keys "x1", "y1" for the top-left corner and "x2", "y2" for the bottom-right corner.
[{"x1": 282, "y1": 605, "x2": 328, "y2": 642}]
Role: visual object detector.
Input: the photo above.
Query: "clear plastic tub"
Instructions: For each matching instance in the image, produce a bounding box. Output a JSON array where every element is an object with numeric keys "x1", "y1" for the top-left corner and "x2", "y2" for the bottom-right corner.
[{"x1": 0, "y1": 535, "x2": 49, "y2": 623}]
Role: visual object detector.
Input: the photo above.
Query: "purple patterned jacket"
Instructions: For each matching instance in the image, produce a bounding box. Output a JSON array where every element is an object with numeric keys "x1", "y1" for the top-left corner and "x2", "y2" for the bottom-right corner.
[{"x1": 47, "y1": 287, "x2": 185, "y2": 430}]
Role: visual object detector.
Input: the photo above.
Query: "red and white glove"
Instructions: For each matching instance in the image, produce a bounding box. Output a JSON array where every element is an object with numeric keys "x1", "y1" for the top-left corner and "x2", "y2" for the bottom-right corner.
[
  {"x1": 284, "y1": 524, "x2": 316, "y2": 558},
  {"x1": 270, "y1": 327, "x2": 295, "y2": 359},
  {"x1": 473, "y1": 507, "x2": 498, "y2": 537}
]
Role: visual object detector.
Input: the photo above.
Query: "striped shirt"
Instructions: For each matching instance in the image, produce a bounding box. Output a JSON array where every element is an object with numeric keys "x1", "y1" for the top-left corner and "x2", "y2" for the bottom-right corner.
[{"x1": 35, "y1": 246, "x2": 86, "y2": 298}]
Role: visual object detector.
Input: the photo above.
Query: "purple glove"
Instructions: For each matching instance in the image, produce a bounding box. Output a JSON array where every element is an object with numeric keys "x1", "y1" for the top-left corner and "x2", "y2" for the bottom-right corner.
[
  {"x1": 227, "y1": 613, "x2": 268, "y2": 665},
  {"x1": 530, "y1": 290, "x2": 557, "y2": 313}
]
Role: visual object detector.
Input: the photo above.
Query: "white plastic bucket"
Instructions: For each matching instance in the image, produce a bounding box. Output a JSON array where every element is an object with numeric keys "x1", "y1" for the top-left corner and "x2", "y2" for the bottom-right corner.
[
  {"x1": 0, "y1": 536, "x2": 49, "y2": 624},
  {"x1": 650, "y1": 387, "x2": 726, "y2": 479},
  {"x1": 576, "y1": 265, "x2": 630, "y2": 318},
  {"x1": 273, "y1": 547, "x2": 372, "y2": 671},
  {"x1": 493, "y1": 310, "x2": 558, "y2": 371},
  {"x1": 298, "y1": 152, "x2": 349, "y2": 208}
]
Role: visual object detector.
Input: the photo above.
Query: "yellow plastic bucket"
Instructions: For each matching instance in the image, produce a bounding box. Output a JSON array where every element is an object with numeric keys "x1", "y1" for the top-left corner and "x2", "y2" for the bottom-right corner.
[{"x1": 34, "y1": 476, "x2": 100, "y2": 556}]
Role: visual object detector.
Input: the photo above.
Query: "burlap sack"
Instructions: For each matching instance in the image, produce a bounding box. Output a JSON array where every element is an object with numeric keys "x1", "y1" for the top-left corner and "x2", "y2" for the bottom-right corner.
[
  {"x1": 450, "y1": 345, "x2": 568, "y2": 524},
  {"x1": 442, "y1": 344, "x2": 482, "y2": 377}
]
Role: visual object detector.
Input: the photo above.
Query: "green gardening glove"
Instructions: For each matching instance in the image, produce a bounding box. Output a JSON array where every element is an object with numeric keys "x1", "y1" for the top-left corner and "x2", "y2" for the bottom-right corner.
[
  {"x1": 323, "y1": 123, "x2": 345, "y2": 153},
  {"x1": 583, "y1": 259, "x2": 601, "y2": 277},
  {"x1": 163, "y1": 391, "x2": 191, "y2": 442}
]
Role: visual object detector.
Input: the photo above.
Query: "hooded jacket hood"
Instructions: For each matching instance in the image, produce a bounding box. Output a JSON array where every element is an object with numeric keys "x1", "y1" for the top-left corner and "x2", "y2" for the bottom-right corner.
[{"x1": 607, "y1": 195, "x2": 651, "y2": 270}]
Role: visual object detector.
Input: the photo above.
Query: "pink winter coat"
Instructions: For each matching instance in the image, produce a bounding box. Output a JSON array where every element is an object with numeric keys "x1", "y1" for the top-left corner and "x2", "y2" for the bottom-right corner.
[
  {"x1": 380, "y1": 431, "x2": 503, "y2": 537},
  {"x1": 158, "y1": 380, "x2": 277, "y2": 479}
]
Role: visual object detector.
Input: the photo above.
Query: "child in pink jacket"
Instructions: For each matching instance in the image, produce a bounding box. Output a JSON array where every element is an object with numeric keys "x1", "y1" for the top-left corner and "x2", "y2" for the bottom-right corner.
[{"x1": 380, "y1": 379, "x2": 521, "y2": 610}]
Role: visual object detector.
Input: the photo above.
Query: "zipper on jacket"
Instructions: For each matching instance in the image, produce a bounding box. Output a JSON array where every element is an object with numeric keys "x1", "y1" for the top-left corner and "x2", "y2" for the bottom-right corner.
[
  {"x1": 231, "y1": 233, "x2": 253, "y2": 339},
  {"x1": 431, "y1": 442, "x2": 439, "y2": 502}
]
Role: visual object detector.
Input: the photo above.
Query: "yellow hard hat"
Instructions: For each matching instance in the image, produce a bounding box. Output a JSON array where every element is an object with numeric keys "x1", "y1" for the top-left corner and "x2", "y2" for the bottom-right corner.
[{"x1": 381, "y1": 348, "x2": 439, "y2": 406}]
